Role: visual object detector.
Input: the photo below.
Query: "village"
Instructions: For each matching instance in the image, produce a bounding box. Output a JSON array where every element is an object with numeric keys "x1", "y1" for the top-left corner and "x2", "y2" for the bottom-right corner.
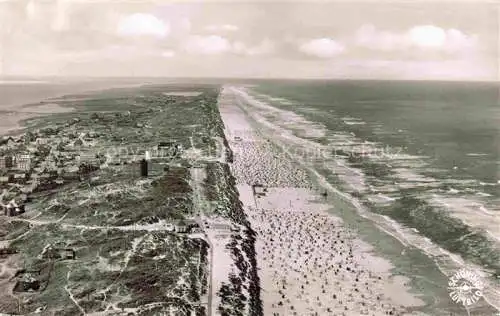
[
  {"x1": 0, "y1": 117, "x2": 191, "y2": 217},
  {"x1": 0, "y1": 121, "x2": 106, "y2": 211},
  {"x1": 0, "y1": 85, "x2": 265, "y2": 316},
  {"x1": 0, "y1": 120, "x2": 199, "y2": 289}
]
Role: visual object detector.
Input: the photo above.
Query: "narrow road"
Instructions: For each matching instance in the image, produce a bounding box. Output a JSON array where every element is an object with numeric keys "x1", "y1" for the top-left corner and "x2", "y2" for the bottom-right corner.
[
  {"x1": 191, "y1": 166, "x2": 214, "y2": 316},
  {"x1": 205, "y1": 233, "x2": 214, "y2": 316},
  {"x1": 9, "y1": 218, "x2": 175, "y2": 232}
]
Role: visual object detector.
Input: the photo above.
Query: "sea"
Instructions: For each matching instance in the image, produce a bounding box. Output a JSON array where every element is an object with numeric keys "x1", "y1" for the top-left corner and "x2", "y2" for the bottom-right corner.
[
  {"x1": 229, "y1": 79, "x2": 500, "y2": 315},
  {"x1": 0, "y1": 77, "x2": 170, "y2": 135}
]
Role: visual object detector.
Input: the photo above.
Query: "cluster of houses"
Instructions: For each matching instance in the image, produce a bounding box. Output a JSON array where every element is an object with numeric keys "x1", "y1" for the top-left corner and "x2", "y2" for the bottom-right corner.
[
  {"x1": 0, "y1": 154, "x2": 32, "y2": 183},
  {"x1": 0, "y1": 129, "x2": 104, "y2": 217},
  {"x1": 1, "y1": 132, "x2": 99, "y2": 175},
  {"x1": 0, "y1": 124, "x2": 187, "y2": 219}
]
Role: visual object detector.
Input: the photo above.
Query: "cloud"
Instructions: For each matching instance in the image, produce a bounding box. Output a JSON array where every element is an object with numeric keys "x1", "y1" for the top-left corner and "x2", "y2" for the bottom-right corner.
[
  {"x1": 182, "y1": 35, "x2": 275, "y2": 56},
  {"x1": 51, "y1": 0, "x2": 70, "y2": 32},
  {"x1": 355, "y1": 24, "x2": 477, "y2": 53},
  {"x1": 183, "y1": 35, "x2": 231, "y2": 55},
  {"x1": 180, "y1": 18, "x2": 191, "y2": 32},
  {"x1": 67, "y1": 45, "x2": 163, "y2": 63},
  {"x1": 162, "y1": 50, "x2": 176, "y2": 58},
  {"x1": 25, "y1": 0, "x2": 36, "y2": 21},
  {"x1": 408, "y1": 25, "x2": 446, "y2": 48},
  {"x1": 204, "y1": 24, "x2": 239, "y2": 32},
  {"x1": 299, "y1": 38, "x2": 345, "y2": 58},
  {"x1": 117, "y1": 13, "x2": 169, "y2": 38},
  {"x1": 437, "y1": 28, "x2": 478, "y2": 52},
  {"x1": 355, "y1": 24, "x2": 407, "y2": 51},
  {"x1": 232, "y1": 39, "x2": 275, "y2": 56}
]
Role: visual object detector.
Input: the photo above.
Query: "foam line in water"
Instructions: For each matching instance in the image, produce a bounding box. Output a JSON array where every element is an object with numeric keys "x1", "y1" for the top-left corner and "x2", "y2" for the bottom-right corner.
[{"x1": 227, "y1": 85, "x2": 500, "y2": 312}]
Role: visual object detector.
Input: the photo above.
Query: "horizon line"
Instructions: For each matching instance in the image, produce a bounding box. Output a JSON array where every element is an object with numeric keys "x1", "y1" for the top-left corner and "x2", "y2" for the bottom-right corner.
[{"x1": 0, "y1": 75, "x2": 498, "y2": 84}]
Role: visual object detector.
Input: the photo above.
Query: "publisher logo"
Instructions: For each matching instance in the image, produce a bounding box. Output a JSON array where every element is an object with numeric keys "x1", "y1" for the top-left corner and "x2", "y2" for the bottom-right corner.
[{"x1": 448, "y1": 269, "x2": 484, "y2": 306}]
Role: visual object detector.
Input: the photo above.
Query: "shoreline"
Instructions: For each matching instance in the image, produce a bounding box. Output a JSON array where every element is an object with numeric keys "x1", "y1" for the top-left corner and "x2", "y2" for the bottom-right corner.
[
  {"x1": 0, "y1": 80, "x2": 496, "y2": 315},
  {"x1": 0, "y1": 80, "x2": 150, "y2": 137},
  {"x1": 225, "y1": 85, "x2": 500, "y2": 314},
  {"x1": 0, "y1": 104, "x2": 76, "y2": 137},
  {"x1": 218, "y1": 86, "x2": 428, "y2": 315}
]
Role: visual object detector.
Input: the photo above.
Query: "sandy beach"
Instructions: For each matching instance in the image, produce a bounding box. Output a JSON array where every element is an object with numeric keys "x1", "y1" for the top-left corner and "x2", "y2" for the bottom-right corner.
[{"x1": 219, "y1": 85, "x2": 426, "y2": 315}]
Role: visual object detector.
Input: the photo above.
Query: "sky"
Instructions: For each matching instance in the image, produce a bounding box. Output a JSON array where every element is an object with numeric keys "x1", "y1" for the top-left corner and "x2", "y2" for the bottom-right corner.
[{"x1": 0, "y1": 0, "x2": 498, "y2": 80}]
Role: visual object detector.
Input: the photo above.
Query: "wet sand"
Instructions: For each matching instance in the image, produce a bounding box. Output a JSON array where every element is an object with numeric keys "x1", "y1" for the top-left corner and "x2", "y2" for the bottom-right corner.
[{"x1": 218, "y1": 85, "x2": 426, "y2": 315}]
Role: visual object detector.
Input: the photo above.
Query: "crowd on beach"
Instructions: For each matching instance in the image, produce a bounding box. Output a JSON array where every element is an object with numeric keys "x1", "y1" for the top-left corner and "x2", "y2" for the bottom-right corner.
[
  {"x1": 230, "y1": 136, "x2": 311, "y2": 189},
  {"x1": 247, "y1": 206, "x2": 408, "y2": 316},
  {"x1": 221, "y1": 90, "x2": 421, "y2": 316}
]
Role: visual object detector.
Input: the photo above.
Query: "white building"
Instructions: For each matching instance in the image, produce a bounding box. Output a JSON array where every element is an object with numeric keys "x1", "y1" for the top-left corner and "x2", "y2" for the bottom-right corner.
[
  {"x1": 15, "y1": 155, "x2": 32, "y2": 171},
  {"x1": 35, "y1": 138, "x2": 48, "y2": 145},
  {"x1": 78, "y1": 153, "x2": 97, "y2": 164}
]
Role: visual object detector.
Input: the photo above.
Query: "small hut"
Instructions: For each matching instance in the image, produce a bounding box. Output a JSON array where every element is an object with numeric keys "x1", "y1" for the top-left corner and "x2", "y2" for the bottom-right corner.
[
  {"x1": 175, "y1": 220, "x2": 188, "y2": 233},
  {"x1": 36, "y1": 138, "x2": 49, "y2": 145},
  {"x1": 61, "y1": 248, "x2": 76, "y2": 260},
  {"x1": 42, "y1": 246, "x2": 76, "y2": 260},
  {"x1": 0, "y1": 175, "x2": 13, "y2": 184},
  {"x1": 3, "y1": 200, "x2": 24, "y2": 217},
  {"x1": 13, "y1": 173, "x2": 27, "y2": 184},
  {"x1": 4, "y1": 205, "x2": 15, "y2": 216},
  {"x1": 252, "y1": 183, "x2": 266, "y2": 197},
  {"x1": 157, "y1": 141, "x2": 176, "y2": 149}
]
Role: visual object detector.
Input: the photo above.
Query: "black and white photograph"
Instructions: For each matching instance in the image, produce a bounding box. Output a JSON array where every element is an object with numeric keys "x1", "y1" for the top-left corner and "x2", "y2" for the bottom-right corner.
[{"x1": 0, "y1": 1, "x2": 498, "y2": 315}]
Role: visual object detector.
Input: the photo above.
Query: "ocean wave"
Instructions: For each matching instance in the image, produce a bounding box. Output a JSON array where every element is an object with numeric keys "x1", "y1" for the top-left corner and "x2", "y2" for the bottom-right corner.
[
  {"x1": 466, "y1": 153, "x2": 489, "y2": 157},
  {"x1": 344, "y1": 120, "x2": 367, "y2": 125},
  {"x1": 479, "y1": 181, "x2": 499, "y2": 186},
  {"x1": 430, "y1": 196, "x2": 500, "y2": 243},
  {"x1": 230, "y1": 85, "x2": 500, "y2": 312}
]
